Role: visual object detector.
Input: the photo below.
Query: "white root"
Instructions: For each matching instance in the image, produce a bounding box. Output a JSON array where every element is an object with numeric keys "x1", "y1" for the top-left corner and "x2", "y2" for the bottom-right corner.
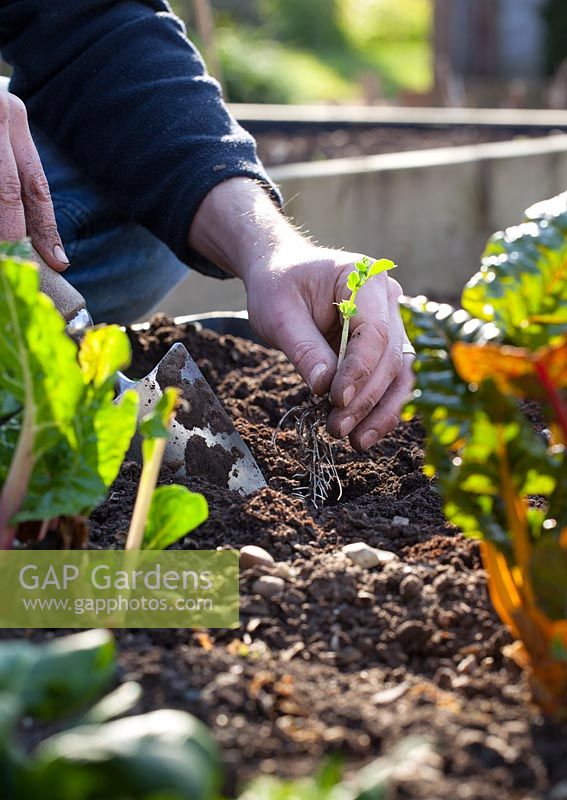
[{"x1": 273, "y1": 400, "x2": 342, "y2": 508}]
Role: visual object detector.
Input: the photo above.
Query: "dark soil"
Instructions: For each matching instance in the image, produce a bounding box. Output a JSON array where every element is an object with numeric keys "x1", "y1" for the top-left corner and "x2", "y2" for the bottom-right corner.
[
  {"x1": 255, "y1": 126, "x2": 556, "y2": 166},
  {"x1": 6, "y1": 316, "x2": 567, "y2": 798}
]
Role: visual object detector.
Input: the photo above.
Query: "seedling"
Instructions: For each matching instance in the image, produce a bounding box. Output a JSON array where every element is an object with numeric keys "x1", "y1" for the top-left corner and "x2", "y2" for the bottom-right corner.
[
  {"x1": 275, "y1": 256, "x2": 395, "y2": 507},
  {"x1": 336, "y1": 256, "x2": 396, "y2": 369},
  {"x1": 401, "y1": 192, "x2": 567, "y2": 717}
]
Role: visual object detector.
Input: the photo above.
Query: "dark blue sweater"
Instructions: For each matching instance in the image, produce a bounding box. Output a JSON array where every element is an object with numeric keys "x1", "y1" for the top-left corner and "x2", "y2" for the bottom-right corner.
[{"x1": 0, "y1": 1, "x2": 280, "y2": 277}]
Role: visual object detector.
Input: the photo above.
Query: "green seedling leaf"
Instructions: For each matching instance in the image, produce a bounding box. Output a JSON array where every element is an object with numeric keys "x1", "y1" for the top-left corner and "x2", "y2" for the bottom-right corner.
[
  {"x1": 367, "y1": 258, "x2": 396, "y2": 278},
  {"x1": 337, "y1": 299, "x2": 358, "y2": 319},
  {"x1": 336, "y1": 256, "x2": 396, "y2": 369},
  {"x1": 355, "y1": 256, "x2": 371, "y2": 274},
  {"x1": 347, "y1": 271, "x2": 361, "y2": 292},
  {"x1": 31, "y1": 709, "x2": 221, "y2": 800},
  {"x1": 143, "y1": 485, "x2": 209, "y2": 550}
]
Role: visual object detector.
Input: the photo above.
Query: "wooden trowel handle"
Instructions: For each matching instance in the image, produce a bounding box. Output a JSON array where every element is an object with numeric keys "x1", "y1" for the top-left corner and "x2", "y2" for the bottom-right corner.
[{"x1": 38, "y1": 259, "x2": 87, "y2": 324}]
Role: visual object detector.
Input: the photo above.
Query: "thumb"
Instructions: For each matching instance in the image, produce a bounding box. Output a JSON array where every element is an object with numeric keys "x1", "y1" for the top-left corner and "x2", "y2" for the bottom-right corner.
[{"x1": 271, "y1": 307, "x2": 337, "y2": 395}]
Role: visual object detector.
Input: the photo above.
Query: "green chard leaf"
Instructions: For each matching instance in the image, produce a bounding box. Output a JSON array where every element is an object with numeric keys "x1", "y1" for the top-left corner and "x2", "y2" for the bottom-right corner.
[
  {"x1": 462, "y1": 192, "x2": 567, "y2": 347},
  {"x1": 31, "y1": 709, "x2": 221, "y2": 800},
  {"x1": 399, "y1": 296, "x2": 561, "y2": 552},
  {"x1": 143, "y1": 485, "x2": 209, "y2": 550},
  {"x1": 0, "y1": 249, "x2": 139, "y2": 529}
]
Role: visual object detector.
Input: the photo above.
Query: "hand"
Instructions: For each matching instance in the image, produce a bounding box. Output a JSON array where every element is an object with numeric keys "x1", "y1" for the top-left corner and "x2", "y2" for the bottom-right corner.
[
  {"x1": 0, "y1": 91, "x2": 68, "y2": 270},
  {"x1": 189, "y1": 178, "x2": 414, "y2": 450},
  {"x1": 246, "y1": 246, "x2": 415, "y2": 450}
]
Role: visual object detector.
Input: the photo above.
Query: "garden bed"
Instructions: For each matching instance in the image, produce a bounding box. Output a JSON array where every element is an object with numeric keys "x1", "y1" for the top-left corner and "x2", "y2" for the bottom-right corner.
[
  {"x1": 68, "y1": 316, "x2": 566, "y2": 797},
  {"x1": 256, "y1": 126, "x2": 554, "y2": 166}
]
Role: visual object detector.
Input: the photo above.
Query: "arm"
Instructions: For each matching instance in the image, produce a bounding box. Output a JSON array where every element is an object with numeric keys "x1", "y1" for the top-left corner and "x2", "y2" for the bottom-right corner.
[
  {"x1": 189, "y1": 178, "x2": 415, "y2": 450},
  {"x1": 0, "y1": 0, "x2": 280, "y2": 274}
]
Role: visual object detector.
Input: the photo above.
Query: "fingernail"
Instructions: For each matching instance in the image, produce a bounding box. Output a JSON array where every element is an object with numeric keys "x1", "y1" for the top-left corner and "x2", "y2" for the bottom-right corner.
[
  {"x1": 309, "y1": 362, "x2": 327, "y2": 390},
  {"x1": 339, "y1": 416, "x2": 355, "y2": 438},
  {"x1": 359, "y1": 429, "x2": 379, "y2": 450},
  {"x1": 342, "y1": 386, "x2": 355, "y2": 408},
  {"x1": 53, "y1": 244, "x2": 69, "y2": 265}
]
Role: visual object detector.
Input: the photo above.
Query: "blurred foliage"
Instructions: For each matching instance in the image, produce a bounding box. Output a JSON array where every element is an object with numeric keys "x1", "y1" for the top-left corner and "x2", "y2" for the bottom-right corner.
[
  {"x1": 542, "y1": 0, "x2": 567, "y2": 74},
  {"x1": 338, "y1": 0, "x2": 431, "y2": 46},
  {"x1": 172, "y1": 0, "x2": 433, "y2": 103},
  {"x1": 216, "y1": 27, "x2": 353, "y2": 104}
]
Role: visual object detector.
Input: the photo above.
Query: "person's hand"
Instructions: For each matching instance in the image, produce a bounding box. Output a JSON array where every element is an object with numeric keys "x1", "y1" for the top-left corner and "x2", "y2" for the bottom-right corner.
[
  {"x1": 188, "y1": 177, "x2": 414, "y2": 450},
  {"x1": 245, "y1": 245, "x2": 414, "y2": 450},
  {"x1": 0, "y1": 91, "x2": 68, "y2": 270}
]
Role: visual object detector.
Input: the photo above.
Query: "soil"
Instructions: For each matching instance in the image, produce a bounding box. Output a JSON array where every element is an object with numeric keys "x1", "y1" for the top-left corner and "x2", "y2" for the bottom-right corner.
[
  {"x1": 255, "y1": 126, "x2": 556, "y2": 166},
  {"x1": 5, "y1": 316, "x2": 567, "y2": 798}
]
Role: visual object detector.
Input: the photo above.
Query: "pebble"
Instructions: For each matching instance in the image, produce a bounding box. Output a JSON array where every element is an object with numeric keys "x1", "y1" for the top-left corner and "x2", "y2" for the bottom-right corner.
[
  {"x1": 399, "y1": 573, "x2": 424, "y2": 601},
  {"x1": 342, "y1": 542, "x2": 397, "y2": 569},
  {"x1": 240, "y1": 545, "x2": 274, "y2": 570},
  {"x1": 252, "y1": 575, "x2": 285, "y2": 599},
  {"x1": 271, "y1": 562, "x2": 296, "y2": 581},
  {"x1": 392, "y1": 515, "x2": 410, "y2": 526},
  {"x1": 371, "y1": 681, "x2": 410, "y2": 705},
  {"x1": 457, "y1": 654, "x2": 477, "y2": 674}
]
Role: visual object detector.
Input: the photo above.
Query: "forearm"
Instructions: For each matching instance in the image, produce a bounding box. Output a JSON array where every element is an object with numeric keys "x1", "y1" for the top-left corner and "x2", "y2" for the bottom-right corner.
[{"x1": 188, "y1": 178, "x2": 311, "y2": 286}]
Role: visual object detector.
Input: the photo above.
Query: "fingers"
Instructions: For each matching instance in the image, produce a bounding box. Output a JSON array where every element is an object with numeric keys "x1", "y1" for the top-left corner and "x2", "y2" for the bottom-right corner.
[
  {"x1": 8, "y1": 95, "x2": 68, "y2": 271},
  {"x1": 0, "y1": 93, "x2": 26, "y2": 242},
  {"x1": 263, "y1": 296, "x2": 338, "y2": 396},
  {"x1": 348, "y1": 354, "x2": 415, "y2": 451},
  {"x1": 328, "y1": 277, "x2": 405, "y2": 438},
  {"x1": 329, "y1": 271, "x2": 393, "y2": 410}
]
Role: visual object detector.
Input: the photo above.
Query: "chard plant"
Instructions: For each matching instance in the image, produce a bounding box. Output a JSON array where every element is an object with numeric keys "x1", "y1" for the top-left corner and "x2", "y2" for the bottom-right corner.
[
  {"x1": 0, "y1": 243, "x2": 207, "y2": 551},
  {"x1": 401, "y1": 192, "x2": 567, "y2": 717},
  {"x1": 126, "y1": 389, "x2": 208, "y2": 551},
  {"x1": 0, "y1": 630, "x2": 220, "y2": 800}
]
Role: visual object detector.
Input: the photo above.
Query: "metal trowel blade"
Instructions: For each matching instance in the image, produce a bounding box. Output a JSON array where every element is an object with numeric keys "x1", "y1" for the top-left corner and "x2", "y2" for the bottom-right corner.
[{"x1": 117, "y1": 342, "x2": 266, "y2": 495}]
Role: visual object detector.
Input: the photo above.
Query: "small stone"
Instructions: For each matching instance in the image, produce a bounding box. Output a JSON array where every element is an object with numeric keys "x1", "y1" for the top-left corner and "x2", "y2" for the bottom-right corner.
[
  {"x1": 371, "y1": 681, "x2": 410, "y2": 705},
  {"x1": 399, "y1": 574, "x2": 424, "y2": 601},
  {"x1": 392, "y1": 515, "x2": 409, "y2": 526},
  {"x1": 342, "y1": 542, "x2": 397, "y2": 569},
  {"x1": 271, "y1": 562, "x2": 296, "y2": 581},
  {"x1": 240, "y1": 545, "x2": 274, "y2": 570},
  {"x1": 252, "y1": 576, "x2": 285, "y2": 599},
  {"x1": 457, "y1": 654, "x2": 476, "y2": 674}
]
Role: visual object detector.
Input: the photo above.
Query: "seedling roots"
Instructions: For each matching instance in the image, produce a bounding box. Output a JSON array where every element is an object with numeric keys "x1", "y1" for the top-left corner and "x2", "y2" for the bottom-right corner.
[{"x1": 273, "y1": 397, "x2": 342, "y2": 508}]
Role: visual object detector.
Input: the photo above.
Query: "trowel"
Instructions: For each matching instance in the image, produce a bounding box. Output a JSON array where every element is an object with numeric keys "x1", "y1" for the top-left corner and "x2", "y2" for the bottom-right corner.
[{"x1": 39, "y1": 261, "x2": 266, "y2": 495}]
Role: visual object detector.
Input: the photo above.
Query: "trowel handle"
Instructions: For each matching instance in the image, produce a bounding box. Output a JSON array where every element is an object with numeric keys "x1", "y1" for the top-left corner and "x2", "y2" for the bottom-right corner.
[{"x1": 38, "y1": 259, "x2": 88, "y2": 324}]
